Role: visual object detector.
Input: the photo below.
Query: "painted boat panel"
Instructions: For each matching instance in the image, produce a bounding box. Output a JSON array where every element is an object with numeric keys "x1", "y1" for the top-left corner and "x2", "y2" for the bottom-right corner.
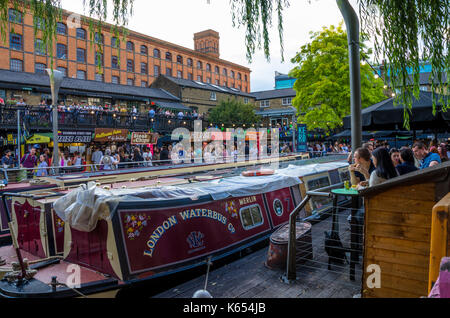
[
  {"x1": 264, "y1": 187, "x2": 294, "y2": 228},
  {"x1": 115, "y1": 193, "x2": 272, "y2": 278},
  {"x1": 14, "y1": 200, "x2": 46, "y2": 258}
]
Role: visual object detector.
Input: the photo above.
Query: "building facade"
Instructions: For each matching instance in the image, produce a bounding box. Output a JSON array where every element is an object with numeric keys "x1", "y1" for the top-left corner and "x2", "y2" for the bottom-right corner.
[
  {"x1": 1, "y1": 6, "x2": 251, "y2": 94},
  {"x1": 151, "y1": 75, "x2": 255, "y2": 115}
]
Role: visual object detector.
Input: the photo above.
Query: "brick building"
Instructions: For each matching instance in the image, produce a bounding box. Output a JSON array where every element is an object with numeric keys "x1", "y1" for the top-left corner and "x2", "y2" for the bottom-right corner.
[
  {"x1": 1, "y1": 6, "x2": 251, "y2": 96},
  {"x1": 151, "y1": 75, "x2": 255, "y2": 114}
]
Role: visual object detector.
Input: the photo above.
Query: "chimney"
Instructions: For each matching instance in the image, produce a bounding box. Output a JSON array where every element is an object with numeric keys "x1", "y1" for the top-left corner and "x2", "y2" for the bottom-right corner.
[{"x1": 194, "y1": 30, "x2": 220, "y2": 58}]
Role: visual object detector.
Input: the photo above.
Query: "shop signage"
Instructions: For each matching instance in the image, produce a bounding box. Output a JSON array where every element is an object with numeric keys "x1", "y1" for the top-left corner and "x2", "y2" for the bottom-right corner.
[
  {"x1": 58, "y1": 131, "x2": 92, "y2": 143},
  {"x1": 94, "y1": 128, "x2": 129, "y2": 142},
  {"x1": 297, "y1": 124, "x2": 308, "y2": 153},
  {"x1": 131, "y1": 132, "x2": 159, "y2": 145}
]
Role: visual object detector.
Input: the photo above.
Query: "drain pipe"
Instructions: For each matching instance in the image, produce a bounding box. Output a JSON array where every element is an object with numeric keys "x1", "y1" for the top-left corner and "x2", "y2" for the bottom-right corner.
[{"x1": 337, "y1": 0, "x2": 362, "y2": 152}]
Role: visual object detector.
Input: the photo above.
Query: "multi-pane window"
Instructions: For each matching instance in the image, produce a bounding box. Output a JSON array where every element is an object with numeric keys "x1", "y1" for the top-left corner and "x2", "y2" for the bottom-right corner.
[
  {"x1": 154, "y1": 65, "x2": 160, "y2": 77},
  {"x1": 165, "y1": 52, "x2": 172, "y2": 62},
  {"x1": 215, "y1": 66, "x2": 219, "y2": 74},
  {"x1": 127, "y1": 59, "x2": 134, "y2": 72},
  {"x1": 153, "y1": 49, "x2": 160, "y2": 58},
  {"x1": 94, "y1": 33, "x2": 104, "y2": 44},
  {"x1": 187, "y1": 58, "x2": 193, "y2": 67},
  {"x1": 34, "y1": 17, "x2": 44, "y2": 30},
  {"x1": 111, "y1": 76, "x2": 119, "y2": 84},
  {"x1": 210, "y1": 92, "x2": 217, "y2": 101},
  {"x1": 215, "y1": 79, "x2": 219, "y2": 85},
  {"x1": 177, "y1": 70, "x2": 183, "y2": 78},
  {"x1": 57, "y1": 67, "x2": 67, "y2": 77},
  {"x1": 197, "y1": 75, "x2": 202, "y2": 82},
  {"x1": 165, "y1": 67, "x2": 172, "y2": 77},
  {"x1": 231, "y1": 70, "x2": 235, "y2": 78},
  {"x1": 35, "y1": 39, "x2": 46, "y2": 55},
  {"x1": 127, "y1": 78, "x2": 134, "y2": 86},
  {"x1": 111, "y1": 37, "x2": 119, "y2": 48},
  {"x1": 76, "y1": 48, "x2": 86, "y2": 63},
  {"x1": 95, "y1": 73, "x2": 104, "y2": 82},
  {"x1": 206, "y1": 64, "x2": 211, "y2": 72},
  {"x1": 126, "y1": 41, "x2": 134, "y2": 51},
  {"x1": 206, "y1": 77, "x2": 211, "y2": 84},
  {"x1": 140, "y1": 45, "x2": 148, "y2": 55},
  {"x1": 10, "y1": 59, "x2": 23, "y2": 72},
  {"x1": 244, "y1": 75, "x2": 248, "y2": 82},
  {"x1": 141, "y1": 81, "x2": 148, "y2": 87},
  {"x1": 57, "y1": 43, "x2": 67, "y2": 59},
  {"x1": 240, "y1": 205, "x2": 264, "y2": 230},
  {"x1": 76, "y1": 70, "x2": 86, "y2": 80},
  {"x1": 260, "y1": 100, "x2": 270, "y2": 107},
  {"x1": 282, "y1": 97, "x2": 293, "y2": 106},
  {"x1": 111, "y1": 56, "x2": 119, "y2": 69},
  {"x1": 197, "y1": 61, "x2": 203, "y2": 70},
  {"x1": 10, "y1": 33, "x2": 22, "y2": 51},
  {"x1": 35, "y1": 63, "x2": 46, "y2": 74},
  {"x1": 244, "y1": 97, "x2": 249, "y2": 104},
  {"x1": 141, "y1": 62, "x2": 148, "y2": 74},
  {"x1": 76, "y1": 28, "x2": 86, "y2": 40},
  {"x1": 177, "y1": 55, "x2": 183, "y2": 64},
  {"x1": 223, "y1": 68, "x2": 228, "y2": 77},
  {"x1": 95, "y1": 52, "x2": 103, "y2": 66},
  {"x1": 9, "y1": 9, "x2": 23, "y2": 24},
  {"x1": 187, "y1": 73, "x2": 193, "y2": 80},
  {"x1": 56, "y1": 22, "x2": 67, "y2": 35},
  {"x1": 238, "y1": 73, "x2": 242, "y2": 80}
]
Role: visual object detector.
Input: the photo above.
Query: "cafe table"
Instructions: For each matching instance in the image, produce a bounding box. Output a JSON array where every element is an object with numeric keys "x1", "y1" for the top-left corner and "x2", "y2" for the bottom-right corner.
[{"x1": 330, "y1": 187, "x2": 361, "y2": 281}]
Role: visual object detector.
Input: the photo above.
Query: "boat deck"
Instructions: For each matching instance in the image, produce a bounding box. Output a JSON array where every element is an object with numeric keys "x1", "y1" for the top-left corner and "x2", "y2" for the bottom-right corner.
[{"x1": 154, "y1": 207, "x2": 362, "y2": 298}]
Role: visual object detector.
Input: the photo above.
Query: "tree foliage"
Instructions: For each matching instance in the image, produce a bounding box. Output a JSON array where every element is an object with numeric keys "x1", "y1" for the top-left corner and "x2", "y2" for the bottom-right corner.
[
  {"x1": 230, "y1": 0, "x2": 449, "y2": 129},
  {"x1": 208, "y1": 99, "x2": 261, "y2": 128},
  {"x1": 289, "y1": 23, "x2": 385, "y2": 131}
]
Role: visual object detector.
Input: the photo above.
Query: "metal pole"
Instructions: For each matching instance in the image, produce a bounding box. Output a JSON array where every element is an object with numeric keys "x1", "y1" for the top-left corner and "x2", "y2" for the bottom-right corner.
[
  {"x1": 337, "y1": 0, "x2": 362, "y2": 152},
  {"x1": 46, "y1": 69, "x2": 64, "y2": 172},
  {"x1": 17, "y1": 109, "x2": 21, "y2": 163}
]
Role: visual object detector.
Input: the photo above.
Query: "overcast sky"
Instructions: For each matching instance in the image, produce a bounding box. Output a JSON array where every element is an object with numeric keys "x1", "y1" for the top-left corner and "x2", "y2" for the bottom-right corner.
[{"x1": 61, "y1": 0, "x2": 360, "y2": 92}]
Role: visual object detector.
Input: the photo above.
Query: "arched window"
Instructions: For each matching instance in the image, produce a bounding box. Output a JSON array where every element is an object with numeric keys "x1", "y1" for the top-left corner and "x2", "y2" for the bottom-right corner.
[
  {"x1": 206, "y1": 63, "x2": 211, "y2": 72},
  {"x1": 10, "y1": 59, "x2": 23, "y2": 72},
  {"x1": 56, "y1": 22, "x2": 67, "y2": 35},
  {"x1": 94, "y1": 32, "x2": 104, "y2": 44},
  {"x1": 127, "y1": 59, "x2": 134, "y2": 72},
  {"x1": 111, "y1": 37, "x2": 119, "y2": 48},
  {"x1": 231, "y1": 70, "x2": 235, "y2": 78},
  {"x1": 126, "y1": 41, "x2": 134, "y2": 51},
  {"x1": 140, "y1": 45, "x2": 148, "y2": 55},
  {"x1": 197, "y1": 61, "x2": 203, "y2": 70},
  {"x1": 153, "y1": 48, "x2": 160, "y2": 58},
  {"x1": 177, "y1": 55, "x2": 183, "y2": 64},
  {"x1": 8, "y1": 9, "x2": 23, "y2": 24},
  {"x1": 76, "y1": 28, "x2": 86, "y2": 40},
  {"x1": 165, "y1": 52, "x2": 172, "y2": 61},
  {"x1": 56, "y1": 43, "x2": 67, "y2": 59},
  {"x1": 223, "y1": 68, "x2": 228, "y2": 77},
  {"x1": 187, "y1": 58, "x2": 193, "y2": 67},
  {"x1": 237, "y1": 73, "x2": 242, "y2": 80},
  {"x1": 215, "y1": 66, "x2": 219, "y2": 74}
]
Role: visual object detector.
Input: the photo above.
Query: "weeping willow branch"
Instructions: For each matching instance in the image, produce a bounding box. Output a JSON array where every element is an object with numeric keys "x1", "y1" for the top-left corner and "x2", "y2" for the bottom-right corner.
[{"x1": 229, "y1": 0, "x2": 448, "y2": 130}]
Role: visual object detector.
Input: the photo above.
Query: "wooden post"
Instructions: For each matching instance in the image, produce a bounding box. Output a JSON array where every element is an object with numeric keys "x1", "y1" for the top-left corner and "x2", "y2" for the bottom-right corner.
[{"x1": 428, "y1": 192, "x2": 450, "y2": 294}]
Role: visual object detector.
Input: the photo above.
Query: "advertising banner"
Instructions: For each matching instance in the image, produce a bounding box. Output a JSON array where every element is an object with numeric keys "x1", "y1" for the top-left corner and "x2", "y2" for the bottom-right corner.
[
  {"x1": 58, "y1": 131, "x2": 92, "y2": 143},
  {"x1": 296, "y1": 124, "x2": 308, "y2": 153},
  {"x1": 94, "y1": 128, "x2": 129, "y2": 142}
]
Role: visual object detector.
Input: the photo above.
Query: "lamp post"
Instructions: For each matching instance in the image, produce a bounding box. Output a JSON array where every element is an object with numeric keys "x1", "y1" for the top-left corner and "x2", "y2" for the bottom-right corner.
[
  {"x1": 337, "y1": 0, "x2": 362, "y2": 152},
  {"x1": 46, "y1": 69, "x2": 64, "y2": 172}
]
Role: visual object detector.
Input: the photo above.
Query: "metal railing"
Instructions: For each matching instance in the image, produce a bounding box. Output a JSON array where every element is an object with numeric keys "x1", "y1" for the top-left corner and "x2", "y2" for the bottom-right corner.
[
  {"x1": 0, "y1": 106, "x2": 209, "y2": 133},
  {"x1": 428, "y1": 192, "x2": 450, "y2": 294},
  {"x1": 281, "y1": 182, "x2": 346, "y2": 283}
]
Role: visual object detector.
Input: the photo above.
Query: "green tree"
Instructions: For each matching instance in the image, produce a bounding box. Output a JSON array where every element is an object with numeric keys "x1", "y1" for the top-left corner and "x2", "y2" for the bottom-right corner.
[
  {"x1": 208, "y1": 99, "x2": 261, "y2": 128},
  {"x1": 229, "y1": 0, "x2": 448, "y2": 128},
  {"x1": 288, "y1": 23, "x2": 385, "y2": 132}
]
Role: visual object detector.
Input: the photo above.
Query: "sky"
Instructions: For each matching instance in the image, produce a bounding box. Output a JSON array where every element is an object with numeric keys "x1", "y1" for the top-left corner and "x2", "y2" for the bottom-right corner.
[{"x1": 60, "y1": 0, "x2": 360, "y2": 92}]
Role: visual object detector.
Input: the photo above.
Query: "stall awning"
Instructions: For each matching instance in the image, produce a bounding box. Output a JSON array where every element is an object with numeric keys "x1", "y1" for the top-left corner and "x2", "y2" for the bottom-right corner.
[
  {"x1": 26, "y1": 133, "x2": 53, "y2": 144},
  {"x1": 155, "y1": 101, "x2": 191, "y2": 111}
]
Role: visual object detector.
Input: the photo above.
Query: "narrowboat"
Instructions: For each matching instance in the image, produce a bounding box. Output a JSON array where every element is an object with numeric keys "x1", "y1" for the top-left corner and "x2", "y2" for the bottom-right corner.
[
  {"x1": 0, "y1": 153, "x2": 309, "y2": 245},
  {"x1": 0, "y1": 157, "x2": 349, "y2": 298}
]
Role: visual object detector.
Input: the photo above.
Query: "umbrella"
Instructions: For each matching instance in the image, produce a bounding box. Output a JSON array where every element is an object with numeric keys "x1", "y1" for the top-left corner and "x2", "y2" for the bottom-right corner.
[{"x1": 343, "y1": 91, "x2": 449, "y2": 131}]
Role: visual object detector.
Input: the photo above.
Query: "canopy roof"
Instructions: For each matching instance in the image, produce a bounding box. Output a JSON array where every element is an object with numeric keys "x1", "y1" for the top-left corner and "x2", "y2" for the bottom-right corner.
[
  {"x1": 343, "y1": 91, "x2": 449, "y2": 131},
  {"x1": 155, "y1": 101, "x2": 191, "y2": 111}
]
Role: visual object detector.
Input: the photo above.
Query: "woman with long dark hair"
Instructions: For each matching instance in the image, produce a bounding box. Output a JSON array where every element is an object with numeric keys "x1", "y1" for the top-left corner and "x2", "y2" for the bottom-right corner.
[
  {"x1": 369, "y1": 147, "x2": 399, "y2": 187},
  {"x1": 396, "y1": 148, "x2": 419, "y2": 176}
]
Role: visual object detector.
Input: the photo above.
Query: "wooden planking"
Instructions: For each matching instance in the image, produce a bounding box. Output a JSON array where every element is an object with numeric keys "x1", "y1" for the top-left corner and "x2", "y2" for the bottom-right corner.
[
  {"x1": 373, "y1": 272, "x2": 428, "y2": 297},
  {"x1": 364, "y1": 260, "x2": 429, "y2": 284},
  {"x1": 366, "y1": 210, "x2": 432, "y2": 229},
  {"x1": 363, "y1": 285, "x2": 423, "y2": 298},
  {"x1": 365, "y1": 235, "x2": 430, "y2": 256},
  {"x1": 370, "y1": 183, "x2": 436, "y2": 202},
  {"x1": 366, "y1": 247, "x2": 430, "y2": 269},
  {"x1": 367, "y1": 196, "x2": 436, "y2": 215},
  {"x1": 366, "y1": 222, "x2": 431, "y2": 242}
]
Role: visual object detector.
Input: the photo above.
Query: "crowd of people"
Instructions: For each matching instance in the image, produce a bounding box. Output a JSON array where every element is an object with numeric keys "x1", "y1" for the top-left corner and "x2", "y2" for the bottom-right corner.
[{"x1": 347, "y1": 139, "x2": 448, "y2": 189}]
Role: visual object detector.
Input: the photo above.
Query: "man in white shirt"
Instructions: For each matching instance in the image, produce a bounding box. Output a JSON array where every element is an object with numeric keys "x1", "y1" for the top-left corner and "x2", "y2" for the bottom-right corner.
[{"x1": 91, "y1": 146, "x2": 103, "y2": 171}]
